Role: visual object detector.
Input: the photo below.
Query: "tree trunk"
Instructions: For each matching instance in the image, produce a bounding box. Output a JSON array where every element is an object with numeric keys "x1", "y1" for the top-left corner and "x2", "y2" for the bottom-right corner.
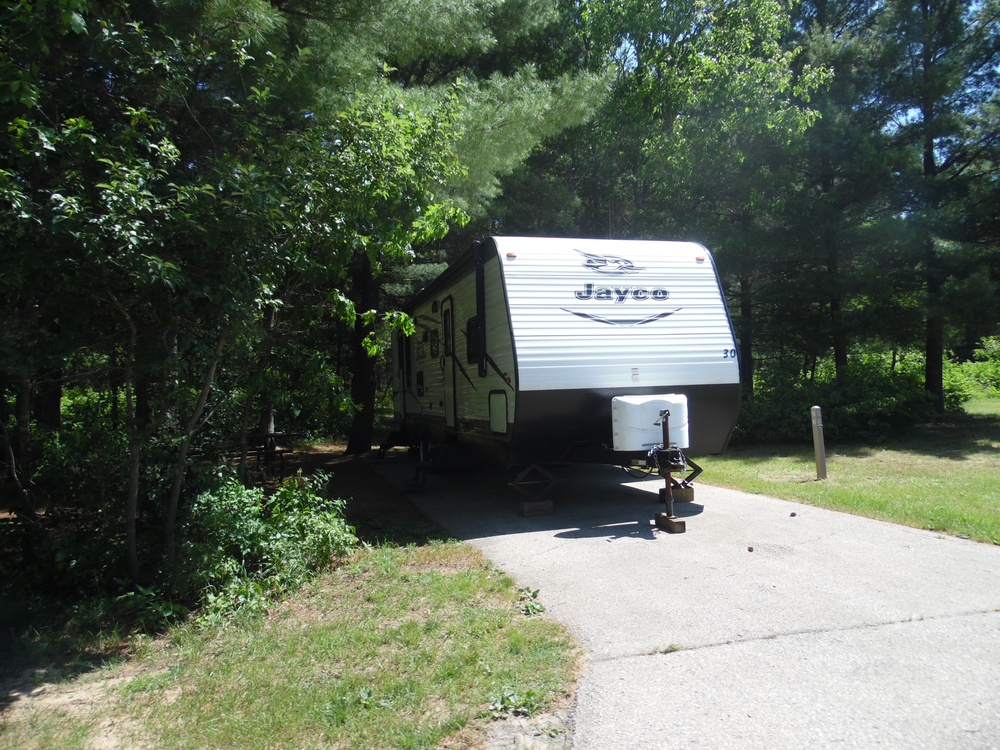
[
  {"x1": 120, "y1": 335, "x2": 142, "y2": 585},
  {"x1": 738, "y1": 272, "x2": 755, "y2": 397},
  {"x1": 345, "y1": 253, "x2": 380, "y2": 454},
  {"x1": 13, "y1": 373, "x2": 31, "y2": 479},
  {"x1": 921, "y1": 109, "x2": 945, "y2": 413},
  {"x1": 164, "y1": 328, "x2": 228, "y2": 565},
  {"x1": 125, "y1": 414, "x2": 143, "y2": 584},
  {"x1": 33, "y1": 368, "x2": 62, "y2": 429},
  {"x1": 104, "y1": 287, "x2": 143, "y2": 584},
  {"x1": 110, "y1": 358, "x2": 120, "y2": 429},
  {"x1": 258, "y1": 401, "x2": 275, "y2": 438},
  {"x1": 0, "y1": 414, "x2": 33, "y2": 517},
  {"x1": 826, "y1": 232, "x2": 848, "y2": 383},
  {"x1": 925, "y1": 317, "x2": 945, "y2": 411},
  {"x1": 831, "y1": 305, "x2": 849, "y2": 382},
  {"x1": 237, "y1": 393, "x2": 255, "y2": 486},
  {"x1": 257, "y1": 305, "x2": 277, "y2": 442},
  {"x1": 135, "y1": 373, "x2": 152, "y2": 433},
  {"x1": 922, "y1": 231, "x2": 946, "y2": 408}
]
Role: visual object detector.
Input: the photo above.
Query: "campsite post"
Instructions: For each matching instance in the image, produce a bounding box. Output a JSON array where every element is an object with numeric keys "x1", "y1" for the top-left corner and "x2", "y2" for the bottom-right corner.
[{"x1": 811, "y1": 405, "x2": 827, "y2": 480}]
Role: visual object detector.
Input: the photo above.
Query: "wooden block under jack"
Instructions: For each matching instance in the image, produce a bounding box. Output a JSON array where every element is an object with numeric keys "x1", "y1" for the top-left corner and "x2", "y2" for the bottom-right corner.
[
  {"x1": 520, "y1": 499, "x2": 554, "y2": 516},
  {"x1": 655, "y1": 512, "x2": 686, "y2": 533},
  {"x1": 672, "y1": 486, "x2": 694, "y2": 503}
]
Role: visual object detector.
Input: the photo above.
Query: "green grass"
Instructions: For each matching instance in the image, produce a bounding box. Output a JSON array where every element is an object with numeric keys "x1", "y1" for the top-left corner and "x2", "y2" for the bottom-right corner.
[
  {"x1": 964, "y1": 395, "x2": 1000, "y2": 415},
  {"x1": 707, "y1": 397, "x2": 1000, "y2": 544},
  {"x1": 1, "y1": 541, "x2": 578, "y2": 750}
]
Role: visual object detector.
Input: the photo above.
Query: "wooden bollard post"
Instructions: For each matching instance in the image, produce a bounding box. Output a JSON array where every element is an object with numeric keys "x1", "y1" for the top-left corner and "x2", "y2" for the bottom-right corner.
[{"x1": 811, "y1": 405, "x2": 827, "y2": 480}]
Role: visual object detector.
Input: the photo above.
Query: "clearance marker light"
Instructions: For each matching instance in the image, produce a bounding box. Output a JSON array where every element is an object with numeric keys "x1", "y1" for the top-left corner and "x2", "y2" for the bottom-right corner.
[
  {"x1": 506, "y1": 253, "x2": 517, "y2": 259},
  {"x1": 695, "y1": 256, "x2": 705, "y2": 263}
]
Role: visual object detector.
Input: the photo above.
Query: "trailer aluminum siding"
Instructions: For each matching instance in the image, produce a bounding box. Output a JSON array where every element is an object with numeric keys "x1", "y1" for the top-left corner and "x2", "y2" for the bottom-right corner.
[
  {"x1": 393, "y1": 246, "x2": 517, "y2": 463},
  {"x1": 393, "y1": 236, "x2": 740, "y2": 466}
]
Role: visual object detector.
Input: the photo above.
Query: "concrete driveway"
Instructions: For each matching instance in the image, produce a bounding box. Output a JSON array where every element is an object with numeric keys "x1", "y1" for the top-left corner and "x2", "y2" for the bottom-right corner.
[{"x1": 369, "y1": 455, "x2": 1000, "y2": 749}]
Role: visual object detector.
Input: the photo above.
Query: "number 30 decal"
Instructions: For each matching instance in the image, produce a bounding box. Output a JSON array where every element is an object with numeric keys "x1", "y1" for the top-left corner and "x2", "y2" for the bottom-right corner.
[{"x1": 723, "y1": 349, "x2": 737, "y2": 359}]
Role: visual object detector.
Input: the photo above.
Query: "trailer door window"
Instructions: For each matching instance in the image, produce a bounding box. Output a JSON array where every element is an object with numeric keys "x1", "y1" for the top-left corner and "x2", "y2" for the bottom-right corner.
[
  {"x1": 466, "y1": 316, "x2": 479, "y2": 364},
  {"x1": 443, "y1": 309, "x2": 453, "y2": 357}
]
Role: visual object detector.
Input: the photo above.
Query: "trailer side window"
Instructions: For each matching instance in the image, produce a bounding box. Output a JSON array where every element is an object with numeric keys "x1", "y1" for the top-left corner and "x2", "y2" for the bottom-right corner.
[
  {"x1": 466, "y1": 316, "x2": 479, "y2": 364},
  {"x1": 401, "y1": 334, "x2": 413, "y2": 387}
]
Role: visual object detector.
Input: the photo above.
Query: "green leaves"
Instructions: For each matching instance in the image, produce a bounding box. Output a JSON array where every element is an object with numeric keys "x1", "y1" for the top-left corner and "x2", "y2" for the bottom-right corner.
[
  {"x1": 487, "y1": 685, "x2": 544, "y2": 718},
  {"x1": 179, "y1": 471, "x2": 358, "y2": 622},
  {"x1": 517, "y1": 587, "x2": 545, "y2": 616}
]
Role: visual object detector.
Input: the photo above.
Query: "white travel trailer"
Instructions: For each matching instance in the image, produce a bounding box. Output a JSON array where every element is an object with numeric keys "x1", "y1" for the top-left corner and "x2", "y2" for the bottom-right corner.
[{"x1": 388, "y1": 236, "x2": 741, "y2": 471}]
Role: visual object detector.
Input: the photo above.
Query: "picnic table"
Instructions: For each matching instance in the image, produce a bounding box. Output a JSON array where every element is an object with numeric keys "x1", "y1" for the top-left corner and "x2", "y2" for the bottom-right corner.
[{"x1": 236, "y1": 432, "x2": 303, "y2": 479}]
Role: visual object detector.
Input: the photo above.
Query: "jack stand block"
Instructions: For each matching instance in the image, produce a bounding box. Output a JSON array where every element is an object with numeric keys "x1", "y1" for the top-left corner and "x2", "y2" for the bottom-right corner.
[
  {"x1": 520, "y1": 499, "x2": 554, "y2": 517},
  {"x1": 655, "y1": 485, "x2": 687, "y2": 533},
  {"x1": 672, "y1": 485, "x2": 694, "y2": 504},
  {"x1": 655, "y1": 513, "x2": 686, "y2": 533}
]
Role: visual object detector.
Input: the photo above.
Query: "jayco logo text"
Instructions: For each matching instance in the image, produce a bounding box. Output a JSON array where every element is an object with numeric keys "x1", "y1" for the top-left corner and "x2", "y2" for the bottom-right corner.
[{"x1": 574, "y1": 283, "x2": 671, "y2": 303}]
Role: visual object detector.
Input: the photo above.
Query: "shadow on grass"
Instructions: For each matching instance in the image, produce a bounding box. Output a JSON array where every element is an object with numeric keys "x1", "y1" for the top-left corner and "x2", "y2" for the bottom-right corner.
[
  {"x1": 0, "y1": 593, "x2": 134, "y2": 704},
  {"x1": 886, "y1": 411, "x2": 1000, "y2": 458},
  {"x1": 730, "y1": 409, "x2": 1000, "y2": 463}
]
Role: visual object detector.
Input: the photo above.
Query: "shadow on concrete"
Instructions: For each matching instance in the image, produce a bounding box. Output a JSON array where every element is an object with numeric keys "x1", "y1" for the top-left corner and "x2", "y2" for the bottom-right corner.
[{"x1": 370, "y1": 449, "x2": 712, "y2": 543}]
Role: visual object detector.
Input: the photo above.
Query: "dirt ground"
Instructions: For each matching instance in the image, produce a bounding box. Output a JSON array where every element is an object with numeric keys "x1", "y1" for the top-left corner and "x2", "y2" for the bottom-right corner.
[{"x1": 1, "y1": 443, "x2": 574, "y2": 749}]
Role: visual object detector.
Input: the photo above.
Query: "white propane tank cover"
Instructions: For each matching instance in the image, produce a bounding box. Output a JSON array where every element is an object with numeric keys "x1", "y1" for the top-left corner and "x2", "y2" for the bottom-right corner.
[{"x1": 611, "y1": 394, "x2": 689, "y2": 451}]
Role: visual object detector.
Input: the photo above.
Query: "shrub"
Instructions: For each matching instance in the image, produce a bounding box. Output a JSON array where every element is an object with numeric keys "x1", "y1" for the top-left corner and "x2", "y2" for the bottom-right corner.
[
  {"x1": 943, "y1": 358, "x2": 977, "y2": 407},
  {"x1": 735, "y1": 354, "x2": 943, "y2": 444},
  {"x1": 176, "y1": 470, "x2": 357, "y2": 623},
  {"x1": 937, "y1": 338, "x2": 1000, "y2": 402},
  {"x1": 965, "y1": 336, "x2": 1000, "y2": 394}
]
